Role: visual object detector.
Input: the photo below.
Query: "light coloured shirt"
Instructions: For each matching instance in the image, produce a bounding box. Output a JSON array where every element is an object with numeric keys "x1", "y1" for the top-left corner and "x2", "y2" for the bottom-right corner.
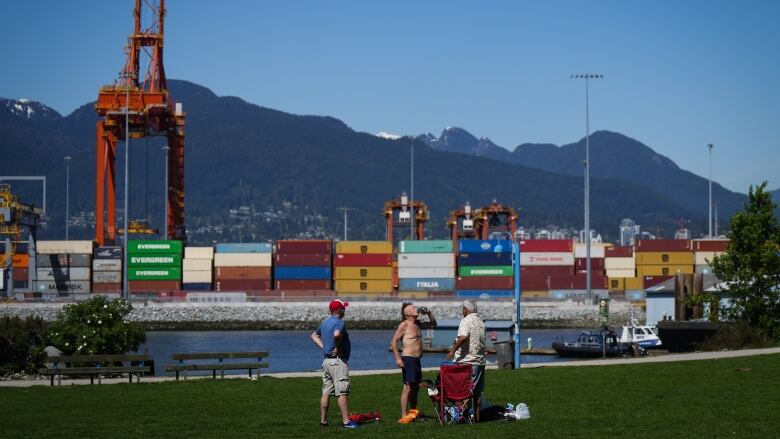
[{"x1": 454, "y1": 313, "x2": 486, "y2": 365}]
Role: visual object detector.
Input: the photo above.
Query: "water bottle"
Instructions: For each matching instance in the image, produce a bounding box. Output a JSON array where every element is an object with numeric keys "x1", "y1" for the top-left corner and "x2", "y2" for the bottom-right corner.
[{"x1": 515, "y1": 403, "x2": 530, "y2": 420}]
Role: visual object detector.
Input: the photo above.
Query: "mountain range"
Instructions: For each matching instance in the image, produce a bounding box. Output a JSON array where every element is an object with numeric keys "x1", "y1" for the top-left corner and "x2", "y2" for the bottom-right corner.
[{"x1": 1, "y1": 81, "x2": 771, "y2": 243}]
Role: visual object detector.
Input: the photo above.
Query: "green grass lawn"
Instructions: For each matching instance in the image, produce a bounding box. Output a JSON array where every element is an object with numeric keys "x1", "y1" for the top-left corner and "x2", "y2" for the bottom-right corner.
[{"x1": 2, "y1": 354, "x2": 779, "y2": 438}]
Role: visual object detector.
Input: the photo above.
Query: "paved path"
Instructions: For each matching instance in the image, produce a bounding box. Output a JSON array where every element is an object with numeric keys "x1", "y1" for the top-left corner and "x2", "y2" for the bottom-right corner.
[{"x1": 3, "y1": 347, "x2": 778, "y2": 387}]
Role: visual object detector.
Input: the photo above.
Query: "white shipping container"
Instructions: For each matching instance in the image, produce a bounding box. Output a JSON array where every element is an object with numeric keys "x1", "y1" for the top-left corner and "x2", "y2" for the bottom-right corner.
[
  {"x1": 36, "y1": 267, "x2": 91, "y2": 281},
  {"x1": 36, "y1": 240, "x2": 94, "y2": 255},
  {"x1": 521, "y1": 252, "x2": 575, "y2": 266},
  {"x1": 185, "y1": 247, "x2": 214, "y2": 260},
  {"x1": 695, "y1": 251, "x2": 722, "y2": 266},
  {"x1": 93, "y1": 271, "x2": 122, "y2": 284},
  {"x1": 183, "y1": 259, "x2": 213, "y2": 271},
  {"x1": 0, "y1": 269, "x2": 4, "y2": 289},
  {"x1": 695, "y1": 265, "x2": 715, "y2": 274},
  {"x1": 574, "y1": 243, "x2": 608, "y2": 258},
  {"x1": 33, "y1": 280, "x2": 91, "y2": 293},
  {"x1": 606, "y1": 269, "x2": 636, "y2": 278},
  {"x1": 213, "y1": 253, "x2": 272, "y2": 268},
  {"x1": 93, "y1": 259, "x2": 122, "y2": 272},
  {"x1": 605, "y1": 257, "x2": 636, "y2": 270},
  {"x1": 398, "y1": 267, "x2": 455, "y2": 278},
  {"x1": 183, "y1": 270, "x2": 213, "y2": 283},
  {"x1": 397, "y1": 253, "x2": 455, "y2": 269}
]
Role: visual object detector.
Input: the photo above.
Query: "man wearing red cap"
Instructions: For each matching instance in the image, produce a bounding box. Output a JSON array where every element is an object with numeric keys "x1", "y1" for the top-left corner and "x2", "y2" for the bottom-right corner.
[{"x1": 311, "y1": 299, "x2": 358, "y2": 429}]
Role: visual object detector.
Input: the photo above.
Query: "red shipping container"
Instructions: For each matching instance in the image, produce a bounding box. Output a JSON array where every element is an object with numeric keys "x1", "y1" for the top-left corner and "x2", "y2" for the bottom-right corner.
[
  {"x1": 573, "y1": 275, "x2": 608, "y2": 289},
  {"x1": 520, "y1": 266, "x2": 574, "y2": 275},
  {"x1": 519, "y1": 239, "x2": 573, "y2": 253},
  {"x1": 129, "y1": 281, "x2": 181, "y2": 292},
  {"x1": 643, "y1": 276, "x2": 673, "y2": 289},
  {"x1": 456, "y1": 276, "x2": 514, "y2": 290},
  {"x1": 605, "y1": 246, "x2": 634, "y2": 257},
  {"x1": 692, "y1": 240, "x2": 729, "y2": 252},
  {"x1": 548, "y1": 274, "x2": 575, "y2": 290},
  {"x1": 636, "y1": 239, "x2": 691, "y2": 252},
  {"x1": 12, "y1": 268, "x2": 29, "y2": 282},
  {"x1": 275, "y1": 253, "x2": 332, "y2": 266},
  {"x1": 215, "y1": 267, "x2": 271, "y2": 280},
  {"x1": 576, "y1": 270, "x2": 606, "y2": 277},
  {"x1": 12, "y1": 254, "x2": 30, "y2": 268},
  {"x1": 216, "y1": 279, "x2": 271, "y2": 291},
  {"x1": 521, "y1": 275, "x2": 550, "y2": 291},
  {"x1": 334, "y1": 253, "x2": 393, "y2": 267},
  {"x1": 92, "y1": 283, "x2": 122, "y2": 293},
  {"x1": 275, "y1": 240, "x2": 332, "y2": 254},
  {"x1": 275, "y1": 280, "x2": 332, "y2": 290},
  {"x1": 575, "y1": 258, "x2": 605, "y2": 270}
]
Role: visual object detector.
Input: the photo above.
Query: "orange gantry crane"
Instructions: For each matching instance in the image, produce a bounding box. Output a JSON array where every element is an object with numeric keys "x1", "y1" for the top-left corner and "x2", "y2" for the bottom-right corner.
[
  {"x1": 383, "y1": 193, "x2": 428, "y2": 245},
  {"x1": 447, "y1": 202, "x2": 480, "y2": 249},
  {"x1": 95, "y1": 0, "x2": 185, "y2": 245},
  {"x1": 474, "y1": 200, "x2": 518, "y2": 241}
]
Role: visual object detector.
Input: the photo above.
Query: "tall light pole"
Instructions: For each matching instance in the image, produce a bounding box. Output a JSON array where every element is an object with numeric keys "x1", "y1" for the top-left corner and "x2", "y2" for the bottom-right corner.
[
  {"x1": 338, "y1": 207, "x2": 349, "y2": 241},
  {"x1": 708, "y1": 143, "x2": 713, "y2": 239},
  {"x1": 410, "y1": 143, "x2": 415, "y2": 240},
  {"x1": 163, "y1": 145, "x2": 170, "y2": 239},
  {"x1": 64, "y1": 156, "x2": 71, "y2": 240},
  {"x1": 123, "y1": 73, "x2": 132, "y2": 300},
  {"x1": 572, "y1": 73, "x2": 602, "y2": 298}
]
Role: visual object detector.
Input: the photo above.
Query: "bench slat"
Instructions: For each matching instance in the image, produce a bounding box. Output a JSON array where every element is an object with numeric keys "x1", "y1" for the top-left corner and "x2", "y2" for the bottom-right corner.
[
  {"x1": 171, "y1": 352, "x2": 269, "y2": 360},
  {"x1": 165, "y1": 363, "x2": 269, "y2": 372},
  {"x1": 40, "y1": 366, "x2": 150, "y2": 375},
  {"x1": 47, "y1": 355, "x2": 153, "y2": 363}
]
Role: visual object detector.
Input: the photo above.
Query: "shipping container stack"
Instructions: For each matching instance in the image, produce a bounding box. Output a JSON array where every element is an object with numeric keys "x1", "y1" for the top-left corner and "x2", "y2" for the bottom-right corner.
[
  {"x1": 605, "y1": 245, "x2": 637, "y2": 298},
  {"x1": 92, "y1": 246, "x2": 123, "y2": 293},
  {"x1": 518, "y1": 239, "x2": 574, "y2": 297},
  {"x1": 12, "y1": 252, "x2": 30, "y2": 291},
  {"x1": 635, "y1": 239, "x2": 694, "y2": 290},
  {"x1": 182, "y1": 246, "x2": 215, "y2": 291},
  {"x1": 334, "y1": 241, "x2": 393, "y2": 295},
  {"x1": 275, "y1": 240, "x2": 332, "y2": 293},
  {"x1": 127, "y1": 240, "x2": 183, "y2": 293},
  {"x1": 692, "y1": 240, "x2": 729, "y2": 276},
  {"x1": 34, "y1": 241, "x2": 93, "y2": 295},
  {"x1": 397, "y1": 240, "x2": 455, "y2": 298},
  {"x1": 569, "y1": 243, "x2": 610, "y2": 293},
  {"x1": 456, "y1": 239, "x2": 514, "y2": 298},
  {"x1": 214, "y1": 243, "x2": 273, "y2": 295}
]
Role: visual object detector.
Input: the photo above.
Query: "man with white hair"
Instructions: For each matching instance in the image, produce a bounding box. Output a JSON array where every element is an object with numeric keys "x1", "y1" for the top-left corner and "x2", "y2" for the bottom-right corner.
[{"x1": 447, "y1": 299, "x2": 486, "y2": 421}]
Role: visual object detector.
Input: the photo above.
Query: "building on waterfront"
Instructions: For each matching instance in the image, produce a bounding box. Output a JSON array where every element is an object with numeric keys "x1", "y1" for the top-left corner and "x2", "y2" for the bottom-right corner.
[{"x1": 577, "y1": 229, "x2": 602, "y2": 244}]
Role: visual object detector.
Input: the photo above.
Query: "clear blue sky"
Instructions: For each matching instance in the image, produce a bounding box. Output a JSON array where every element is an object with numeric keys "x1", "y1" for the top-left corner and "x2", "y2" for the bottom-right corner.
[{"x1": 2, "y1": 0, "x2": 778, "y2": 193}]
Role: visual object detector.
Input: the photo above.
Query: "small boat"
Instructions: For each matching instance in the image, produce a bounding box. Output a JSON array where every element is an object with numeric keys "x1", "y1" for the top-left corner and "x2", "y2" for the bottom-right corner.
[
  {"x1": 618, "y1": 317, "x2": 662, "y2": 350},
  {"x1": 552, "y1": 330, "x2": 631, "y2": 358}
]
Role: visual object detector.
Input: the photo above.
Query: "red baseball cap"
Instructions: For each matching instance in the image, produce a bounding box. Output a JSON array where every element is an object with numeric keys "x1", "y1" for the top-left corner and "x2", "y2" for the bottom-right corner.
[{"x1": 329, "y1": 299, "x2": 349, "y2": 312}]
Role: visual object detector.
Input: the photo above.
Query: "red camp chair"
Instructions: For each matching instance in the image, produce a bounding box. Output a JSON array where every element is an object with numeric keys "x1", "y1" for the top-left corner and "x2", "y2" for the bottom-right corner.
[{"x1": 427, "y1": 363, "x2": 474, "y2": 425}]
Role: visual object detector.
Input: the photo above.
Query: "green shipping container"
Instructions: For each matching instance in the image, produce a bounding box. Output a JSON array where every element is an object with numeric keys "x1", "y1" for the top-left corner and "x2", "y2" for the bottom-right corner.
[
  {"x1": 128, "y1": 253, "x2": 182, "y2": 267},
  {"x1": 458, "y1": 266, "x2": 514, "y2": 277},
  {"x1": 128, "y1": 240, "x2": 184, "y2": 255},
  {"x1": 128, "y1": 267, "x2": 182, "y2": 281},
  {"x1": 398, "y1": 240, "x2": 453, "y2": 254}
]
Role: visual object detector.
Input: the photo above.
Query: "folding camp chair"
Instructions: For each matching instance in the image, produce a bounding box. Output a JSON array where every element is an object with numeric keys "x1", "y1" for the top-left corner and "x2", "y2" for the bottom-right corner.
[{"x1": 427, "y1": 363, "x2": 474, "y2": 425}]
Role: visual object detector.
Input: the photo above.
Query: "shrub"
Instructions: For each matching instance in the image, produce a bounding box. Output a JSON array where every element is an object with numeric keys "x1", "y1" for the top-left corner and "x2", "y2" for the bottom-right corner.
[
  {"x1": 47, "y1": 296, "x2": 145, "y2": 355},
  {"x1": 0, "y1": 316, "x2": 49, "y2": 375}
]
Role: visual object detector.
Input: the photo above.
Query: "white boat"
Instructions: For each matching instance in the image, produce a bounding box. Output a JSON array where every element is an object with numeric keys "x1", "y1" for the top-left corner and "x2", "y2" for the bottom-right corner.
[{"x1": 618, "y1": 313, "x2": 663, "y2": 349}]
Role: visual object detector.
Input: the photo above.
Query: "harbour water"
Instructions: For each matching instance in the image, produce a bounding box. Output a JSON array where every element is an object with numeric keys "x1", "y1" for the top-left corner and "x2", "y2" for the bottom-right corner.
[{"x1": 139, "y1": 328, "x2": 584, "y2": 375}]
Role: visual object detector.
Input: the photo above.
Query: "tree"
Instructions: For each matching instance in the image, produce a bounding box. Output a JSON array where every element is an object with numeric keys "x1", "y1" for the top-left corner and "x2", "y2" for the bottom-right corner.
[
  {"x1": 711, "y1": 182, "x2": 780, "y2": 339},
  {"x1": 47, "y1": 296, "x2": 146, "y2": 355}
]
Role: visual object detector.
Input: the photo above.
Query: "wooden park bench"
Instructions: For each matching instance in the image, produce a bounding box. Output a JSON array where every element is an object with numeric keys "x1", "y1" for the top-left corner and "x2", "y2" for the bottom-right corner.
[
  {"x1": 40, "y1": 354, "x2": 153, "y2": 386},
  {"x1": 166, "y1": 352, "x2": 269, "y2": 380}
]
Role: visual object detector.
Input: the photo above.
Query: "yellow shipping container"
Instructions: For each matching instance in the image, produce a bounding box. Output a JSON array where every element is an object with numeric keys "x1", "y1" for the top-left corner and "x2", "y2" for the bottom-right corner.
[
  {"x1": 335, "y1": 279, "x2": 394, "y2": 293},
  {"x1": 635, "y1": 252, "x2": 694, "y2": 265},
  {"x1": 608, "y1": 277, "x2": 626, "y2": 292},
  {"x1": 334, "y1": 267, "x2": 393, "y2": 280},
  {"x1": 521, "y1": 290, "x2": 548, "y2": 299},
  {"x1": 625, "y1": 276, "x2": 644, "y2": 290},
  {"x1": 637, "y1": 265, "x2": 694, "y2": 276},
  {"x1": 335, "y1": 241, "x2": 393, "y2": 254},
  {"x1": 397, "y1": 291, "x2": 429, "y2": 299}
]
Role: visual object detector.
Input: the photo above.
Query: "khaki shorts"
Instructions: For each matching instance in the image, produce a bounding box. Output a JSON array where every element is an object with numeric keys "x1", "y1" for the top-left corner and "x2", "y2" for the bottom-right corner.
[{"x1": 322, "y1": 358, "x2": 350, "y2": 396}]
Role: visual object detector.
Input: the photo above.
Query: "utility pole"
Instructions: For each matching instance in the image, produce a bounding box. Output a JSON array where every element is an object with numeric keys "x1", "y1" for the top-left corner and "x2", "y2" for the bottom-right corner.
[
  {"x1": 338, "y1": 207, "x2": 349, "y2": 241},
  {"x1": 64, "y1": 156, "x2": 71, "y2": 240},
  {"x1": 123, "y1": 72, "x2": 132, "y2": 300},
  {"x1": 163, "y1": 145, "x2": 170, "y2": 239},
  {"x1": 708, "y1": 143, "x2": 714, "y2": 239},
  {"x1": 410, "y1": 143, "x2": 415, "y2": 240}
]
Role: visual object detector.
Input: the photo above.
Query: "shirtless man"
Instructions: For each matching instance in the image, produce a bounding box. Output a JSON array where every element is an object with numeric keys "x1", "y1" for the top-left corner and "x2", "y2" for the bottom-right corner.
[{"x1": 390, "y1": 302, "x2": 437, "y2": 424}]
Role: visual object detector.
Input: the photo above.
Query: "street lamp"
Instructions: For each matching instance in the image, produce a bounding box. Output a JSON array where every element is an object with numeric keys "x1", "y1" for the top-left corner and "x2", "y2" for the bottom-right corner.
[
  {"x1": 162, "y1": 145, "x2": 170, "y2": 239},
  {"x1": 338, "y1": 207, "x2": 349, "y2": 241},
  {"x1": 64, "y1": 156, "x2": 71, "y2": 240},
  {"x1": 708, "y1": 143, "x2": 714, "y2": 239},
  {"x1": 122, "y1": 72, "x2": 133, "y2": 300},
  {"x1": 410, "y1": 143, "x2": 415, "y2": 240},
  {"x1": 571, "y1": 73, "x2": 602, "y2": 297}
]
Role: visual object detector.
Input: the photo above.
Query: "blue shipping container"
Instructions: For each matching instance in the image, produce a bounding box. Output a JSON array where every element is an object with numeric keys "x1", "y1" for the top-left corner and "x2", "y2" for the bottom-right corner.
[
  {"x1": 274, "y1": 266, "x2": 332, "y2": 280},
  {"x1": 457, "y1": 240, "x2": 513, "y2": 254},
  {"x1": 457, "y1": 252, "x2": 512, "y2": 266},
  {"x1": 398, "y1": 277, "x2": 455, "y2": 292},
  {"x1": 182, "y1": 283, "x2": 212, "y2": 291},
  {"x1": 215, "y1": 243, "x2": 273, "y2": 254},
  {"x1": 456, "y1": 290, "x2": 515, "y2": 298}
]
